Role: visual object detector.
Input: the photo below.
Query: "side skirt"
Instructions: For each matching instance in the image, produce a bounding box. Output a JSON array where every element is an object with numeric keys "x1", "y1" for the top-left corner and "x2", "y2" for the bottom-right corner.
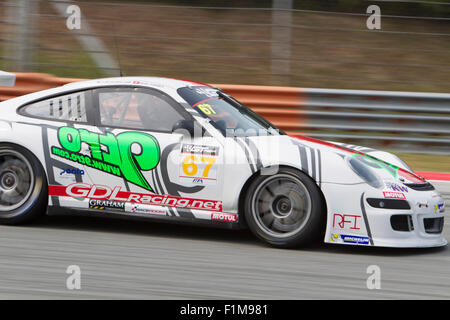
[{"x1": 46, "y1": 206, "x2": 246, "y2": 230}]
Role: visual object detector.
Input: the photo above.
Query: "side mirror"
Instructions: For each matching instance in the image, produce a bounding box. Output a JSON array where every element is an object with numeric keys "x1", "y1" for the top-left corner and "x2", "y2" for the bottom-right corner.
[{"x1": 172, "y1": 120, "x2": 195, "y2": 137}]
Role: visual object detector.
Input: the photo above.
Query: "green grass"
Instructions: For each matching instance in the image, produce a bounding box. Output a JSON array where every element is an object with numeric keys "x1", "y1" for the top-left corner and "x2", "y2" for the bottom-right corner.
[
  {"x1": 33, "y1": 49, "x2": 104, "y2": 79},
  {"x1": 393, "y1": 153, "x2": 450, "y2": 173}
]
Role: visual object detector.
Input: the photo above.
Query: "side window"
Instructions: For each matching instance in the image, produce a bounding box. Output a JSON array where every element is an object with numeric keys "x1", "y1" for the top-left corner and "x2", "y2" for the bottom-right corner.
[
  {"x1": 98, "y1": 88, "x2": 185, "y2": 131},
  {"x1": 21, "y1": 91, "x2": 88, "y2": 122}
]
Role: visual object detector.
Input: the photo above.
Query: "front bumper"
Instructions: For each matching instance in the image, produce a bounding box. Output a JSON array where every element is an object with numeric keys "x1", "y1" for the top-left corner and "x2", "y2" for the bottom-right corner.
[
  {"x1": 364, "y1": 193, "x2": 447, "y2": 248},
  {"x1": 323, "y1": 182, "x2": 447, "y2": 248}
]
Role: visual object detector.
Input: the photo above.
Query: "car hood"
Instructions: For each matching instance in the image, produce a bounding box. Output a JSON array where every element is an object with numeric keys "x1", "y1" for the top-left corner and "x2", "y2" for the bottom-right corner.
[{"x1": 244, "y1": 134, "x2": 427, "y2": 186}]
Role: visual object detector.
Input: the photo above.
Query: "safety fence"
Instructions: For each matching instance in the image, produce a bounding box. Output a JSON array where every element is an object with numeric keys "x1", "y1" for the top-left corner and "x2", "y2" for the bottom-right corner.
[{"x1": 0, "y1": 73, "x2": 449, "y2": 155}]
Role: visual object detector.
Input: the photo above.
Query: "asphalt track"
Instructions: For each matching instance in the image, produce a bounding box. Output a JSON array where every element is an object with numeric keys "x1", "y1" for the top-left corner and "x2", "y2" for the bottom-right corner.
[{"x1": 0, "y1": 182, "x2": 449, "y2": 300}]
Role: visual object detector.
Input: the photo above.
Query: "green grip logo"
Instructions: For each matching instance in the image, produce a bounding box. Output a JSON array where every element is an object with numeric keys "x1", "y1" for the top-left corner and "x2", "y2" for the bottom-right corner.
[
  {"x1": 352, "y1": 153, "x2": 398, "y2": 178},
  {"x1": 53, "y1": 127, "x2": 160, "y2": 192}
]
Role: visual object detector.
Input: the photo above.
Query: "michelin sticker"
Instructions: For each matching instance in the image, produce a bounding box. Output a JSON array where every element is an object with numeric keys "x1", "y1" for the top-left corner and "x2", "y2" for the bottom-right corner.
[{"x1": 330, "y1": 233, "x2": 370, "y2": 245}]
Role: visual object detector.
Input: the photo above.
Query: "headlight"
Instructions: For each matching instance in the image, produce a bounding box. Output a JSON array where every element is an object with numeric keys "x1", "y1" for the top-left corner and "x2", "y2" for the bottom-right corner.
[{"x1": 346, "y1": 155, "x2": 383, "y2": 189}]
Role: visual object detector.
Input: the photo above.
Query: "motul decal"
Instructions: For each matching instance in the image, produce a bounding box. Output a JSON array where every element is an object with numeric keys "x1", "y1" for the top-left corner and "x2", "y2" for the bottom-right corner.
[
  {"x1": 210, "y1": 212, "x2": 237, "y2": 223},
  {"x1": 383, "y1": 191, "x2": 406, "y2": 199}
]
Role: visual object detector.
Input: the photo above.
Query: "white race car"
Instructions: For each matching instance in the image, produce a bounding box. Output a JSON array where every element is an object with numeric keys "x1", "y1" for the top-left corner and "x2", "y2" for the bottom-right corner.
[{"x1": 0, "y1": 77, "x2": 446, "y2": 248}]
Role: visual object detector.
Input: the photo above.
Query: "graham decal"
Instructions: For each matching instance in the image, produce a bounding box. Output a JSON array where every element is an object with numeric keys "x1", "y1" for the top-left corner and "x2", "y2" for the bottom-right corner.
[
  {"x1": 52, "y1": 127, "x2": 160, "y2": 192},
  {"x1": 89, "y1": 199, "x2": 125, "y2": 211}
]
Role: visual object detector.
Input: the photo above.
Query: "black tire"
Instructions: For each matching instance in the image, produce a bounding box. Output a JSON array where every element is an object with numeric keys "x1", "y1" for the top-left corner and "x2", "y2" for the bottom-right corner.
[
  {"x1": 244, "y1": 167, "x2": 326, "y2": 248},
  {"x1": 0, "y1": 144, "x2": 47, "y2": 224}
]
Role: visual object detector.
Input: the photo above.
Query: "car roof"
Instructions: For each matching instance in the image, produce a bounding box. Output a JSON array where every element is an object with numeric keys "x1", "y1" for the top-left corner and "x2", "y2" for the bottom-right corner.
[
  {"x1": 62, "y1": 76, "x2": 210, "y2": 91},
  {"x1": 0, "y1": 76, "x2": 211, "y2": 115}
]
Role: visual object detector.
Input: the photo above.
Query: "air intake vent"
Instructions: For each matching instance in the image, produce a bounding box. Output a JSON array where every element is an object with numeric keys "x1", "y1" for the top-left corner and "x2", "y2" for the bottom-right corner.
[
  {"x1": 424, "y1": 217, "x2": 444, "y2": 234},
  {"x1": 367, "y1": 198, "x2": 411, "y2": 210},
  {"x1": 404, "y1": 182, "x2": 435, "y2": 191},
  {"x1": 391, "y1": 215, "x2": 414, "y2": 232}
]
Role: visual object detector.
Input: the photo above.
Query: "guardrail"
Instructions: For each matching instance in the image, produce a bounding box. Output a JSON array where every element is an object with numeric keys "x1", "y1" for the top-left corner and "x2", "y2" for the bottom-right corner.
[
  {"x1": 0, "y1": 73, "x2": 83, "y2": 100},
  {"x1": 1, "y1": 73, "x2": 449, "y2": 154},
  {"x1": 0, "y1": 71, "x2": 15, "y2": 87},
  {"x1": 210, "y1": 85, "x2": 450, "y2": 155}
]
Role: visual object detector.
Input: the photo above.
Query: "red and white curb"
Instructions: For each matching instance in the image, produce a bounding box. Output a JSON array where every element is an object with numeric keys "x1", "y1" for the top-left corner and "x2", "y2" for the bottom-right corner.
[{"x1": 417, "y1": 172, "x2": 450, "y2": 183}]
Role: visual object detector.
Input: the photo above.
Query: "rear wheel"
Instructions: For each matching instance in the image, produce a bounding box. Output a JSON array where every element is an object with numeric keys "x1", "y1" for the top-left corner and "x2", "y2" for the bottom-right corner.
[
  {"x1": 0, "y1": 144, "x2": 47, "y2": 224},
  {"x1": 244, "y1": 168, "x2": 325, "y2": 248}
]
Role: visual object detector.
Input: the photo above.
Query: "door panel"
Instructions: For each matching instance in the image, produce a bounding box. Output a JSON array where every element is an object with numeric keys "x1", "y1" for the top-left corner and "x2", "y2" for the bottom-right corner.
[{"x1": 78, "y1": 86, "x2": 226, "y2": 219}]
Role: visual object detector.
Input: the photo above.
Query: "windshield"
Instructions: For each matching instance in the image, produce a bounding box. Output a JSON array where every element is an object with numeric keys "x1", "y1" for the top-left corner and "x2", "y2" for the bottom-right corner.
[{"x1": 177, "y1": 86, "x2": 284, "y2": 137}]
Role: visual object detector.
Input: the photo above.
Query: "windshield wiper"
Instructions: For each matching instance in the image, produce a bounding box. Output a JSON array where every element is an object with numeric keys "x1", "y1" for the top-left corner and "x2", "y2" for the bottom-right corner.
[
  {"x1": 216, "y1": 90, "x2": 280, "y2": 135},
  {"x1": 216, "y1": 90, "x2": 244, "y2": 109}
]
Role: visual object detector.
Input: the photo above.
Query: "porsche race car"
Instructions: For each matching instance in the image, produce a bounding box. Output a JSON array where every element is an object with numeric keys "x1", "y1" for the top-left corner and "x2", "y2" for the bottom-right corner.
[{"x1": 0, "y1": 77, "x2": 446, "y2": 248}]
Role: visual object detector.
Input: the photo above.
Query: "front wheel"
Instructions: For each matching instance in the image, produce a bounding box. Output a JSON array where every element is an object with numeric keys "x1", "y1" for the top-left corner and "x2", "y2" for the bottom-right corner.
[
  {"x1": 244, "y1": 168, "x2": 326, "y2": 248},
  {"x1": 0, "y1": 144, "x2": 47, "y2": 224}
]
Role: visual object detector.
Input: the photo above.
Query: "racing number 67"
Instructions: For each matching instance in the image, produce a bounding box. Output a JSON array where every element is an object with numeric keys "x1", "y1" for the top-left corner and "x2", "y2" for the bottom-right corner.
[{"x1": 182, "y1": 155, "x2": 216, "y2": 178}]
